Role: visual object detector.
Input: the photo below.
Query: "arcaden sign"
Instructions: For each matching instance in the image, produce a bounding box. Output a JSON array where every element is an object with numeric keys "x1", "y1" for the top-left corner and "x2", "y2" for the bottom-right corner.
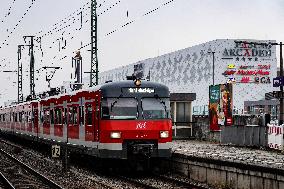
[
  {"x1": 222, "y1": 41, "x2": 273, "y2": 84},
  {"x1": 223, "y1": 42, "x2": 272, "y2": 57}
]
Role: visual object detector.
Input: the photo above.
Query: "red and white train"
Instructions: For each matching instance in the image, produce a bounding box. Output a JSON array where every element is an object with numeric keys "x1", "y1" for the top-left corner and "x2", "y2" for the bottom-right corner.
[{"x1": 0, "y1": 80, "x2": 172, "y2": 159}]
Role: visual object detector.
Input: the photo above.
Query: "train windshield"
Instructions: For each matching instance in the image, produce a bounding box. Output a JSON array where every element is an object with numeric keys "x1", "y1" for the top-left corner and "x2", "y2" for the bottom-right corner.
[
  {"x1": 101, "y1": 98, "x2": 138, "y2": 120},
  {"x1": 142, "y1": 97, "x2": 170, "y2": 119}
]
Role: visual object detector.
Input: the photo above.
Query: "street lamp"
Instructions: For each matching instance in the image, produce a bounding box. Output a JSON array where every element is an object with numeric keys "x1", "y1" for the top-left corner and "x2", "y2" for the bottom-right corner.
[{"x1": 208, "y1": 50, "x2": 216, "y2": 86}]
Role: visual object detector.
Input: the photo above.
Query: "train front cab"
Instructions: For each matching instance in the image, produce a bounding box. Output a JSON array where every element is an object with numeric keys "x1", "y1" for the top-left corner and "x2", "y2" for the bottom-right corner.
[{"x1": 96, "y1": 81, "x2": 172, "y2": 159}]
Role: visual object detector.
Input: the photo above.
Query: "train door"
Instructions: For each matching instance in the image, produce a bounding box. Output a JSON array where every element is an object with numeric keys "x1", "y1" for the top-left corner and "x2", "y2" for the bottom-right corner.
[
  {"x1": 67, "y1": 105, "x2": 79, "y2": 139},
  {"x1": 85, "y1": 102, "x2": 95, "y2": 141},
  {"x1": 54, "y1": 107, "x2": 63, "y2": 137}
]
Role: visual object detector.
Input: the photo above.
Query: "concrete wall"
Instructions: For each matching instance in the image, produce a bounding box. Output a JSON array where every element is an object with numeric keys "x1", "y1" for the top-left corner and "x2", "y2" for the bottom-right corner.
[{"x1": 162, "y1": 153, "x2": 284, "y2": 189}]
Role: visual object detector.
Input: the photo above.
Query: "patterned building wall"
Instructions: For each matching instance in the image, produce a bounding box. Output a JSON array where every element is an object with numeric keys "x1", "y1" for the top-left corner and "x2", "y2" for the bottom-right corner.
[{"x1": 98, "y1": 39, "x2": 277, "y2": 114}]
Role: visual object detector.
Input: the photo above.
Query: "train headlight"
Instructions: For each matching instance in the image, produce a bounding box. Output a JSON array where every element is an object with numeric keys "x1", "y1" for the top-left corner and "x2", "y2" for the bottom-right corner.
[
  {"x1": 160, "y1": 131, "x2": 169, "y2": 138},
  {"x1": 110, "y1": 132, "x2": 121, "y2": 139},
  {"x1": 134, "y1": 79, "x2": 141, "y2": 86}
]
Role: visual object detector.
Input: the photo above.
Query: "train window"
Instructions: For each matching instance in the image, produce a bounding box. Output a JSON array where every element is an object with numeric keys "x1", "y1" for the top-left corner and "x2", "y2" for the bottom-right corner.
[
  {"x1": 64, "y1": 108, "x2": 67, "y2": 124},
  {"x1": 68, "y1": 107, "x2": 73, "y2": 124},
  {"x1": 79, "y1": 106, "x2": 84, "y2": 125},
  {"x1": 59, "y1": 109, "x2": 62, "y2": 124},
  {"x1": 95, "y1": 101, "x2": 99, "y2": 120},
  {"x1": 3, "y1": 114, "x2": 5, "y2": 122},
  {"x1": 73, "y1": 107, "x2": 78, "y2": 124},
  {"x1": 101, "y1": 98, "x2": 137, "y2": 120},
  {"x1": 86, "y1": 104, "x2": 92, "y2": 125},
  {"x1": 22, "y1": 111, "x2": 25, "y2": 122},
  {"x1": 15, "y1": 113, "x2": 18, "y2": 122},
  {"x1": 44, "y1": 109, "x2": 50, "y2": 124},
  {"x1": 19, "y1": 112, "x2": 22, "y2": 122},
  {"x1": 28, "y1": 112, "x2": 32, "y2": 123},
  {"x1": 26, "y1": 112, "x2": 29, "y2": 123},
  {"x1": 55, "y1": 108, "x2": 62, "y2": 124},
  {"x1": 54, "y1": 109, "x2": 58, "y2": 124},
  {"x1": 141, "y1": 98, "x2": 170, "y2": 119},
  {"x1": 50, "y1": 110, "x2": 54, "y2": 124}
]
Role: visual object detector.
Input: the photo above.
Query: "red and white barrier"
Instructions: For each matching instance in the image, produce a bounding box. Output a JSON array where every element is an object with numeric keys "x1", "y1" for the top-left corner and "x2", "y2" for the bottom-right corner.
[{"x1": 267, "y1": 123, "x2": 284, "y2": 150}]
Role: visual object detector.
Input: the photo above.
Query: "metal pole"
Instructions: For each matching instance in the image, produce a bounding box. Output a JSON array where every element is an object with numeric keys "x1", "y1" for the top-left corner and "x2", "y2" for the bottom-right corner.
[
  {"x1": 212, "y1": 52, "x2": 215, "y2": 86},
  {"x1": 23, "y1": 36, "x2": 35, "y2": 99},
  {"x1": 280, "y1": 42, "x2": 283, "y2": 125},
  {"x1": 208, "y1": 51, "x2": 215, "y2": 86},
  {"x1": 17, "y1": 45, "x2": 24, "y2": 103},
  {"x1": 90, "y1": 0, "x2": 98, "y2": 87}
]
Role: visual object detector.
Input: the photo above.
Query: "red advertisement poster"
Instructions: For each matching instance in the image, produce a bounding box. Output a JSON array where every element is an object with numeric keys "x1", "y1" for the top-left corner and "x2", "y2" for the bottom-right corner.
[{"x1": 209, "y1": 84, "x2": 233, "y2": 131}]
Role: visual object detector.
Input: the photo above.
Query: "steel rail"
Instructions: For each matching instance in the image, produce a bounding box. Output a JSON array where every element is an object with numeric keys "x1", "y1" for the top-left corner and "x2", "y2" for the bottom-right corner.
[
  {"x1": 0, "y1": 148, "x2": 63, "y2": 189},
  {"x1": 0, "y1": 171, "x2": 15, "y2": 189}
]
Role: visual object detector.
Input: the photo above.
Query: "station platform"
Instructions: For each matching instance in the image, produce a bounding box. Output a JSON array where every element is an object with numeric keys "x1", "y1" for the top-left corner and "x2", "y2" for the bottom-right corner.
[{"x1": 172, "y1": 140, "x2": 284, "y2": 170}]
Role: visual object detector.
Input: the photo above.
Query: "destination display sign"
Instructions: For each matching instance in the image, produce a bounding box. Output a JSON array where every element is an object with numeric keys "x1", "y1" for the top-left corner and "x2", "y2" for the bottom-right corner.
[{"x1": 123, "y1": 87, "x2": 155, "y2": 94}]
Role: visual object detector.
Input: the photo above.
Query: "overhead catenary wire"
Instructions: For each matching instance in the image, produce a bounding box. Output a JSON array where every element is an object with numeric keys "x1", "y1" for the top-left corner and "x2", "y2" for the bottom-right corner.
[
  {"x1": 38, "y1": 0, "x2": 121, "y2": 39},
  {"x1": 0, "y1": 0, "x2": 17, "y2": 24},
  {"x1": 39, "y1": 0, "x2": 123, "y2": 65},
  {"x1": 0, "y1": 0, "x2": 36, "y2": 49},
  {"x1": 37, "y1": 4, "x2": 91, "y2": 38},
  {"x1": 75, "y1": 0, "x2": 175, "y2": 52}
]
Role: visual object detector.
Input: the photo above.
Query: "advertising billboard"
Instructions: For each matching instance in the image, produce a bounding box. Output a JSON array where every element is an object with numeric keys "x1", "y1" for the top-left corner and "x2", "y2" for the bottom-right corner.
[{"x1": 209, "y1": 83, "x2": 233, "y2": 131}]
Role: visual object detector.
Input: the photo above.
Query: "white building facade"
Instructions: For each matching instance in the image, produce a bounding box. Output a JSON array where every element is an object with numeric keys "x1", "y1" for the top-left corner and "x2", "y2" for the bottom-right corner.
[{"x1": 98, "y1": 39, "x2": 277, "y2": 115}]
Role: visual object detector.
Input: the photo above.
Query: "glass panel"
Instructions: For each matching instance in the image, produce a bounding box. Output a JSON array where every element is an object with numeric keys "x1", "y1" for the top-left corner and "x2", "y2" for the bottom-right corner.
[
  {"x1": 95, "y1": 100, "x2": 99, "y2": 120},
  {"x1": 55, "y1": 108, "x2": 62, "y2": 124},
  {"x1": 44, "y1": 109, "x2": 50, "y2": 124},
  {"x1": 68, "y1": 107, "x2": 73, "y2": 124},
  {"x1": 73, "y1": 107, "x2": 78, "y2": 124},
  {"x1": 185, "y1": 103, "x2": 191, "y2": 122},
  {"x1": 50, "y1": 110, "x2": 54, "y2": 124},
  {"x1": 101, "y1": 98, "x2": 137, "y2": 120},
  {"x1": 142, "y1": 98, "x2": 170, "y2": 119},
  {"x1": 19, "y1": 112, "x2": 22, "y2": 122},
  {"x1": 176, "y1": 102, "x2": 185, "y2": 122}
]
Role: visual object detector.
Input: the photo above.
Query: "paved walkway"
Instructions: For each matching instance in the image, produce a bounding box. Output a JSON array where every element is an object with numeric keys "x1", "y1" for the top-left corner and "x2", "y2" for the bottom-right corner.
[{"x1": 172, "y1": 140, "x2": 284, "y2": 169}]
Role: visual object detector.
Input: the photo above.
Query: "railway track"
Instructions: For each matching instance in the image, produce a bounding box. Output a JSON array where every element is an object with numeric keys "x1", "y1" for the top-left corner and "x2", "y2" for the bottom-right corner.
[
  {"x1": 0, "y1": 137, "x2": 209, "y2": 189},
  {"x1": 0, "y1": 148, "x2": 63, "y2": 189},
  {"x1": 0, "y1": 138, "x2": 131, "y2": 189},
  {"x1": 113, "y1": 173, "x2": 208, "y2": 189},
  {"x1": 0, "y1": 171, "x2": 14, "y2": 189}
]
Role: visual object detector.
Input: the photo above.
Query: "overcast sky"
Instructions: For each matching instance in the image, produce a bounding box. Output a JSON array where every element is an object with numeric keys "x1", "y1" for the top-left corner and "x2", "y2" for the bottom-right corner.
[{"x1": 0, "y1": 0, "x2": 284, "y2": 105}]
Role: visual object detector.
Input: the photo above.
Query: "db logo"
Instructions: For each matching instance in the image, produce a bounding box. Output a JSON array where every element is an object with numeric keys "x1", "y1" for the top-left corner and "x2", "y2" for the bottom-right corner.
[{"x1": 136, "y1": 122, "x2": 147, "y2": 129}]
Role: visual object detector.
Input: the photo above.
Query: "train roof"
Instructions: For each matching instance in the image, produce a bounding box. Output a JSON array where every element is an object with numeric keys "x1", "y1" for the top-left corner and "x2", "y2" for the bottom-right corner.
[
  {"x1": 100, "y1": 80, "x2": 169, "y2": 90},
  {"x1": 99, "y1": 80, "x2": 170, "y2": 97},
  {"x1": 0, "y1": 80, "x2": 170, "y2": 110}
]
